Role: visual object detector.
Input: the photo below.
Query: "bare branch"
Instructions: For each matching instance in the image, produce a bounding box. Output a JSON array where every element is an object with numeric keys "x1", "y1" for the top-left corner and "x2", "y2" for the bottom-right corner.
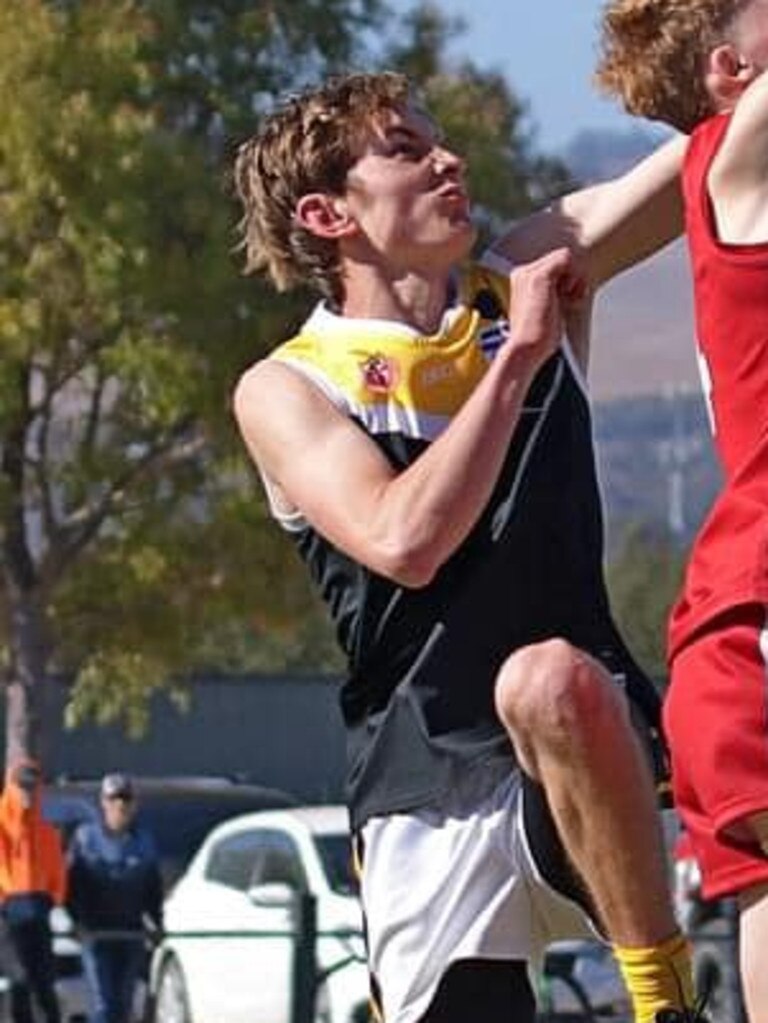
[{"x1": 39, "y1": 418, "x2": 206, "y2": 587}]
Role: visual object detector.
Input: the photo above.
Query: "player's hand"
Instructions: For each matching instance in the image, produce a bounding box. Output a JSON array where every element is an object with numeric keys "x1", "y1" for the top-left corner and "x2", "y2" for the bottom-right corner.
[{"x1": 506, "y1": 248, "x2": 586, "y2": 369}]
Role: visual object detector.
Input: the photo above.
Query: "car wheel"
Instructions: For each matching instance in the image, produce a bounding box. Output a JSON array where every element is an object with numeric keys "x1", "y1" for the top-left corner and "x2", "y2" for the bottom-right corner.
[
  {"x1": 153, "y1": 958, "x2": 192, "y2": 1023},
  {"x1": 350, "y1": 1002, "x2": 373, "y2": 1023}
]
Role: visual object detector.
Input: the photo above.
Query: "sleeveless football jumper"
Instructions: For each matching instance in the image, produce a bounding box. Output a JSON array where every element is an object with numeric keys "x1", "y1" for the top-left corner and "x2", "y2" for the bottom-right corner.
[
  {"x1": 669, "y1": 112, "x2": 768, "y2": 658},
  {"x1": 268, "y1": 262, "x2": 661, "y2": 832},
  {"x1": 663, "y1": 114, "x2": 768, "y2": 899}
]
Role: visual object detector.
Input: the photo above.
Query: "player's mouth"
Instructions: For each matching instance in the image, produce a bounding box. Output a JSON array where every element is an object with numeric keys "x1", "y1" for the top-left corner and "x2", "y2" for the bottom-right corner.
[{"x1": 437, "y1": 185, "x2": 471, "y2": 216}]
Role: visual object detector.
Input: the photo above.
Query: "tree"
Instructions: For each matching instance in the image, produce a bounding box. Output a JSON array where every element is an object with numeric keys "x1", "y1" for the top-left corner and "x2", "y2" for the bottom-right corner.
[
  {"x1": 605, "y1": 524, "x2": 687, "y2": 683},
  {"x1": 0, "y1": 0, "x2": 575, "y2": 760},
  {"x1": 0, "y1": 0, "x2": 384, "y2": 757}
]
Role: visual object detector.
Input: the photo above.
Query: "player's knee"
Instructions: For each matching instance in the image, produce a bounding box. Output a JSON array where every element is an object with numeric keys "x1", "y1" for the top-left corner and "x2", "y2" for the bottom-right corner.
[
  {"x1": 495, "y1": 638, "x2": 615, "y2": 750},
  {"x1": 495, "y1": 638, "x2": 578, "y2": 734}
]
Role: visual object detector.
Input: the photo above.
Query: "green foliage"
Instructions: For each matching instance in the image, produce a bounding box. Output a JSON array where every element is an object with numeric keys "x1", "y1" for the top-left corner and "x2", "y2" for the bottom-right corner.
[
  {"x1": 605, "y1": 524, "x2": 688, "y2": 684},
  {"x1": 0, "y1": 0, "x2": 580, "y2": 741}
]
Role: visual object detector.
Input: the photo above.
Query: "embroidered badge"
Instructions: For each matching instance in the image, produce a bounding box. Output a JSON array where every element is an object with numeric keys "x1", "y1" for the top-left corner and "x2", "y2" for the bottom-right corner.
[{"x1": 360, "y1": 353, "x2": 399, "y2": 394}]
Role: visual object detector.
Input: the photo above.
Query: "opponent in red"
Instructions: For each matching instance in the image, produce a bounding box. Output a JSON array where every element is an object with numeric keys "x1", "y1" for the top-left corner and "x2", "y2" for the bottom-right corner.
[{"x1": 598, "y1": 3, "x2": 768, "y2": 1020}]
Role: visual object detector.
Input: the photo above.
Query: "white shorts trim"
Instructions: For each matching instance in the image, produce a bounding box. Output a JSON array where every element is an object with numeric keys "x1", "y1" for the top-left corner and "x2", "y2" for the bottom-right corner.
[{"x1": 359, "y1": 763, "x2": 597, "y2": 1023}]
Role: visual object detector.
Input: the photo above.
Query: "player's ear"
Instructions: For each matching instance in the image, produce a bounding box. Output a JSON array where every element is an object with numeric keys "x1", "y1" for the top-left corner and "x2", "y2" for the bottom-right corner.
[
  {"x1": 295, "y1": 193, "x2": 355, "y2": 239},
  {"x1": 705, "y1": 44, "x2": 754, "y2": 105}
]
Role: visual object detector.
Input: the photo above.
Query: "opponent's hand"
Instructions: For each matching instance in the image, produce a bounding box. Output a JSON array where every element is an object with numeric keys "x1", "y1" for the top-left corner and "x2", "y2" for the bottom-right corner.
[{"x1": 506, "y1": 248, "x2": 586, "y2": 370}]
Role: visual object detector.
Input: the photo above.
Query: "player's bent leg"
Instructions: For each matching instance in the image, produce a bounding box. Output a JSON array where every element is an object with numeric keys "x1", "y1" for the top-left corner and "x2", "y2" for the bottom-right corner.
[
  {"x1": 418, "y1": 959, "x2": 535, "y2": 1023},
  {"x1": 493, "y1": 638, "x2": 674, "y2": 941},
  {"x1": 494, "y1": 639, "x2": 694, "y2": 1023},
  {"x1": 739, "y1": 881, "x2": 768, "y2": 1023}
]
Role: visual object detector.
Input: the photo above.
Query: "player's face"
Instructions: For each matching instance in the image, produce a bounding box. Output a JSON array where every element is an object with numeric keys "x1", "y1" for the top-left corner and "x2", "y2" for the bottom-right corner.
[{"x1": 341, "y1": 105, "x2": 476, "y2": 272}]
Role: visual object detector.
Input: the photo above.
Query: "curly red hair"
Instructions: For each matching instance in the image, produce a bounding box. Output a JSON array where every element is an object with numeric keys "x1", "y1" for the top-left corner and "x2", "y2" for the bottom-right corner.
[{"x1": 595, "y1": 0, "x2": 746, "y2": 132}]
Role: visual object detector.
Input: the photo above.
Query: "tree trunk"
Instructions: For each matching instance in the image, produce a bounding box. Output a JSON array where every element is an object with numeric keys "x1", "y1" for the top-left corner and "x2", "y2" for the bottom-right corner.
[
  {"x1": 1, "y1": 365, "x2": 48, "y2": 769},
  {"x1": 5, "y1": 590, "x2": 49, "y2": 765}
]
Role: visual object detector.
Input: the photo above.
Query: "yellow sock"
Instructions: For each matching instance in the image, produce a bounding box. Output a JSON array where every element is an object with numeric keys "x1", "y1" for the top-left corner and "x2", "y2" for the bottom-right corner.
[{"x1": 614, "y1": 932, "x2": 695, "y2": 1023}]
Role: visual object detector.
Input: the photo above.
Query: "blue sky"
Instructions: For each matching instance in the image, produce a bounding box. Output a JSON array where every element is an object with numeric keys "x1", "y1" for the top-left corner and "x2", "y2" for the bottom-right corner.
[{"x1": 389, "y1": 0, "x2": 644, "y2": 154}]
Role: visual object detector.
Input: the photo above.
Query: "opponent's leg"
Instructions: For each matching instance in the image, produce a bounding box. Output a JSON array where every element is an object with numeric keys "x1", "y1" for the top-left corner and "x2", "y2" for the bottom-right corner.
[
  {"x1": 739, "y1": 882, "x2": 768, "y2": 1023},
  {"x1": 667, "y1": 607, "x2": 768, "y2": 1023}
]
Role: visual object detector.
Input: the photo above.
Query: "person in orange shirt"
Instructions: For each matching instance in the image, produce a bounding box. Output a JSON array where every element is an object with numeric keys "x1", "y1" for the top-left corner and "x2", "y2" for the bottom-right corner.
[{"x1": 0, "y1": 760, "x2": 66, "y2": 1023}]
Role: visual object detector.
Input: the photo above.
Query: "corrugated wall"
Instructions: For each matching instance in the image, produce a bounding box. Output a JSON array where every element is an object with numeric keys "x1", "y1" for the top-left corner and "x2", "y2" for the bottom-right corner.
[{"x1": 45, "y1": 674, "x2": 347, "y2": 805}]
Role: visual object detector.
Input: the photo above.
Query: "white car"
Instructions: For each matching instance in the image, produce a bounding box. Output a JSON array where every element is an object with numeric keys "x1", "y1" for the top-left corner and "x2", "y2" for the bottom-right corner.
[{"x1": 150, "y1": 805, "x2": 370, "y2": 1023}]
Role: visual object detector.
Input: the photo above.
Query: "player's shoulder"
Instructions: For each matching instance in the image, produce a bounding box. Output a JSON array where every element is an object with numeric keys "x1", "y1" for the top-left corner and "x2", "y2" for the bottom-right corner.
[
  {"x1": 234, "y1": 311, "x2": 317, "y2": 401},
  {"x1": 232, "y1": 355, "x2": 301, "y2": 428}
]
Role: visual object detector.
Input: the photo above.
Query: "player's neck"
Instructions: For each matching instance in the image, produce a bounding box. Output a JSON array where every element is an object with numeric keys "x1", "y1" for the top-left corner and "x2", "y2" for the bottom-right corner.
[{"x1": 340, "y1": 263, "x2": 452, "y2": 334}]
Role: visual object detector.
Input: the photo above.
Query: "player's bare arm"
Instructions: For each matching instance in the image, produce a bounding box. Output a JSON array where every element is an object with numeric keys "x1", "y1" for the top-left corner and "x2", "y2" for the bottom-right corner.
[
  {"x1": 234, "y1": 249, "x2": 580, "y2": 588},
  {"x1": 709, "y1": 68, "x2": 768, "y2": 243},
  {"x1": 492, "y1": 135, "x2": 684, "y2": 287},
  {"x1": 490, "y1": 135, "x2": 684, "y2": 369}
]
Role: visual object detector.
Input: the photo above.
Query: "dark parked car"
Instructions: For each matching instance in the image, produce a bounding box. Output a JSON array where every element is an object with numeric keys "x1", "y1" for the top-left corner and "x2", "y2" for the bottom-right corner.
[{"x1": 43, "y1": 776, "x2": 298, "y2": 887}]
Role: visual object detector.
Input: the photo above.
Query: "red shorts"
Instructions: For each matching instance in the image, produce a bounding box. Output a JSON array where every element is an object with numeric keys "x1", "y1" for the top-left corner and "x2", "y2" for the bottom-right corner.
[{"x1": 664, "y1": 603, "x2": 768, "y2": 899}]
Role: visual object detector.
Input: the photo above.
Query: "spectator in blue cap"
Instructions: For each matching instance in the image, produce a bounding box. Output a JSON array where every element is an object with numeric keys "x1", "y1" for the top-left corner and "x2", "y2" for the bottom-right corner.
[{"x1": 67, "y1": 774, "x2": 163, "y2": 1023}]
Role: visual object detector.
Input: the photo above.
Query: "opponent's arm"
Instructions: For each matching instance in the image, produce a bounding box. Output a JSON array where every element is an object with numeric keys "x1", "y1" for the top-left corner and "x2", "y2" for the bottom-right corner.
[
  {"x1": 709, "y1": 68, "x2": 768, "y2": 242},
  {"x1": 234, "y1": 250, "x2": 578, "y2": 588},
  {"x1": 490, "y1": 134, "x2": 685, "y2": 288}
]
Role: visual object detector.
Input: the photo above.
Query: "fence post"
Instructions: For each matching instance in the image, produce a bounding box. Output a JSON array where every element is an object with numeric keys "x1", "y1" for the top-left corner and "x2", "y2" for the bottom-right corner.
[
  {"x1": 291, "y1": 892, "x2": 318, "y2": 1023},
  {"x1": 723, "y1": 898, "x2": 747, "y2": 1023}
]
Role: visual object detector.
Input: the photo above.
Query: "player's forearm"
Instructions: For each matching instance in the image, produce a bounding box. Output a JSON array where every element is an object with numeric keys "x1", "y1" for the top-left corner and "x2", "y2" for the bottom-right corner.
[
  {"x1": 492, "y1": 136, "x2": 684, "y2": 287},
  {"x1": 558, "y1": 135, "x2": 685, "y2": 284},
  {"x1": 368, "y1": 251, "x2": 573, "y2": 586},
  {"x1": 372, "y1": 342, "x2": 540, "y2": 587}
]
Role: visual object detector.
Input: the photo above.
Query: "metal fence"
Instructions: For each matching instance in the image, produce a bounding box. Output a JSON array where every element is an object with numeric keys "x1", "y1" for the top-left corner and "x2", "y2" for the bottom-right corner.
[
  {"x1": 5, "y1": 897, "x2": 749, "y2": 1023},
  {"x1": 148, "y1": 892, "x2": 361, "y2": 1023}
]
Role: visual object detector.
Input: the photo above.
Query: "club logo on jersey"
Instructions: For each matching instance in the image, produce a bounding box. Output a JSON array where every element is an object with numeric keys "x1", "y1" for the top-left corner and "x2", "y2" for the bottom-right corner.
[{"x1": 360, "y1": 353, "x2": 399, "y2": 394}]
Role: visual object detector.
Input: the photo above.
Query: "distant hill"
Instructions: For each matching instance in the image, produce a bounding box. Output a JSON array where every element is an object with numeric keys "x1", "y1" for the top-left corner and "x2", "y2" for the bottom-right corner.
[
  {"x1": 590, "y1": 238, "x2": 697, "y2": 400},
  {"x1": 593, "y1": 392, "x2": 721, "y2": 551},
  {"x1": 563, "y1": 124, "x2": 672, "y2": 184}
]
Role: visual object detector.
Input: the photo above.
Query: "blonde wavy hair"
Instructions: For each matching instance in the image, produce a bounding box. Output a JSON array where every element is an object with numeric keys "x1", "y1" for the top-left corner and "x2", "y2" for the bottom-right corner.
[
  {"x1": 595, "y1": 0, "x2": 747, "y2": 132},
  {"x1": 233, "y1": 71, "x2": 410, "y2": 307}
]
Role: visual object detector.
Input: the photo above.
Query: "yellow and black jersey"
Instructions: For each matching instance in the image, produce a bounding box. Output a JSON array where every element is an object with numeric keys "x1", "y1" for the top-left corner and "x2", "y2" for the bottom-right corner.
[
  {"x1": 268, "y1": 262, "x2": 659, "y2": 830},
  {"x1": 271, "y1": 264, "x2": 508, "y2": 455}
]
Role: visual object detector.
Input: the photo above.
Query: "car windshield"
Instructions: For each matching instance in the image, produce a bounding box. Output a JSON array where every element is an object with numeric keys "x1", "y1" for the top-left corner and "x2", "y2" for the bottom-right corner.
[{"x1": 315, "y1": 833, "x2": 359, "y2": 897}]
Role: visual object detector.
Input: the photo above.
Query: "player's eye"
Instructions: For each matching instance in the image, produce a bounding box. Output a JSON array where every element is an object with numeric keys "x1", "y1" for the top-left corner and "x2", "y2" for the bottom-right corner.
[
  {"x1": 387, "y1": 135, "x2": 427, "y2": 160},
  {"x1": 392, "y1": 142, "x2": 420, "y2": 158}
]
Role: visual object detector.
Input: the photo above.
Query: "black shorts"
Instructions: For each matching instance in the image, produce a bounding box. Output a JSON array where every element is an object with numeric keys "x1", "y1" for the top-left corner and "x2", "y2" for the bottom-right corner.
[{"x1": 418, "y1": 958, "x2": 535, "y2": 1023}]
